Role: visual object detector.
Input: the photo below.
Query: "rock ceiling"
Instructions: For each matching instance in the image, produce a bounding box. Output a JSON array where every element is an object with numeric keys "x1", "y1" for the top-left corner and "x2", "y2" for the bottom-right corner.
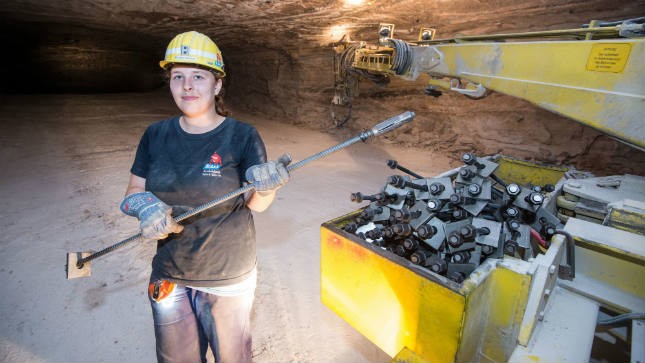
[{"x1": 3, "y1": 0, "x2": 642, "y2": 50}]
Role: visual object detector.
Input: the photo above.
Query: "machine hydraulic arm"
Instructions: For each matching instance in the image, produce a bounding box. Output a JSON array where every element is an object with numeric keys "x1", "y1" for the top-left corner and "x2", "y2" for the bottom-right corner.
[{"x1": 333, "y1": 18, "x2": 645, "y2": 150}]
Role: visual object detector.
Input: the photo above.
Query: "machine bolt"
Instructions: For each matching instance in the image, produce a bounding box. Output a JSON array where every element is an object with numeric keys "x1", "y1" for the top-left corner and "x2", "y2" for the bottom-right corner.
[
  {"x1": 449, "y1": 193, "x2": 464, "y2": 205},
  {"x1": 427, "y1": 199, "x2": 442, "y2": 211},
  {"x1": 365, "y1": 228, "x2": 383, "y2": 240},
  {"x1": 544, "y1": 288, "x2": 551, "y2": 297},
  {"x1": 506, "y1": 183, "x2": 521, "y2": 197},
  {"x1": 393, "y1": 244, "x2": 408, "y2": 257},
  {"x1": 429, "y1": 257, "x2": 447, "y2": 274},
  {"x1": 460, "y1": 225, "x2": 490, "y2": 239},
  {"x1": 452, "y1": 209, "x2": 468, "y2": 220},
  {"x1": 447, "y1": 231, "x2": 463, "y2": 247},
  {"x1": 503, "y1": 240, "x2": 518, "y2": 255},
  {"x1": 525, "y1": 192, "x2": 544, "y2": 206},
  {"x1": 481, "y1": 245, "x2": 495, "y2": 255},
  {"x1": 390, "y1": 208, "x2": 421, "y2": 223},
  {"x1": 351, "y1": 192, "x2": 382, "y2": 203},
  {"x1": 417, "y1": 224, "x2": 437, "y2": 239},
  {"x1": 452, "y1": 251, "x2": 471, "y2": 263},
  {"x1": 410, "y1": 250, "x2": 432, "y2": 265},
  {"x1": 467, "y1": 183, "x2": 482, "y2": 196},
  {"x1": 541, "y1": 223, "x2": 556, "y2": 238},
  {"x1": 459, "y1": 166, "x2": 477, "y2": 180},
  {"x1": 429, "y1": 182, "x2": 445, "y2": 195},
  {"x1": 505, "y1": 207, "x2": 520, "y2": 219},
  {"x1": 343, "y1": 222, "x2": 358, "y2": 233},
  {"x1": 403, "y1": 238, "x2": 419, "y2": 251},
  {"x1": 383, "y1": 224, "x2": 413, "y2": 239},
  {"x1": 548, "y1": 264, "x2": 556, "y2": 274},
  {"x1": 404, "y1": 192, "x2": 417, "y2": 207},
  {"x1": 359, "y1": 206, "x2": 383, "y2": 220},
  {"x1": 387, "y1": 175, "x2": 428, "y2": 191},
  {"x1": 386, "y1": 159, "x2": 424, "y2": 179},
  {"x1": 508, "y1": 220, "x2": 521, "y2": 231},
  {"x1": 462, "y1": 152, "x2": 486, "y2": 169}
]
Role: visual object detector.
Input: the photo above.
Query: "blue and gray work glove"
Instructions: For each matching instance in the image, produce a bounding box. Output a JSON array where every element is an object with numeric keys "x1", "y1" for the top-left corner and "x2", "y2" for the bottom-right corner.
[
  {"x1": 245, "y1": 154, "x2": 292, "y2": 192},
  {"x1": 120, "y1": 191, "x2": 184, "y2": 240}
]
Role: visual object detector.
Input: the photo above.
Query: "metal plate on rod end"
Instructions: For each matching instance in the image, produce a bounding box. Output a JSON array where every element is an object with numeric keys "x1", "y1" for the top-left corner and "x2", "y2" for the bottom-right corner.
[
  {"x1": 66, "y1": 252, "x2": 92, "y2": 279},
  {"x1": 472, "y1": 217, "x2": 503, "y2": 247},
  {"x1": 409, "y1": 201, "x2": 434, "y2": 229},
  {"x1": 420, "y1": 217, "x2": 447, "y2": 250},
  {"x1": 424, "y1": 177, "x2": 455, "y2": 200},
  {"x1": 460, "y1": 200, "x2": 489, "y2": 216}
]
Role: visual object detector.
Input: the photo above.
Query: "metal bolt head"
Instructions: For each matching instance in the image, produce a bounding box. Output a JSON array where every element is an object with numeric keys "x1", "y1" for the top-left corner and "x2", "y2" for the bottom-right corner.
[
  {"x1": 459, "y1": 166, "x2": 476, "y2": 180},
  {"x1": 468, "y1": 183, "x2": 481, "y2": 196},
  {"x1": 506, "y1": 183, "x2": 521, "y2": 196},
  {"x1": 462, "y1": 152, "x2": 475, "y2": 165},
  {"x1": 410, "y1": 252, "x2": 424, "y2": 265},
  {"x1": 429, "y1": 182, "x2": 444, "y2": 195},
  {"x1": 460, "y1": 225, "x2": 476, "y2": 239},
  {"x1": 528, "y1": 192, "x2": 544, "y2": 205},
  {"x1": 448, "y1": 232, "x2": 462, "y2": 247},
  {"x1": 506, "y1": 207, "x2": 519, "y2": 218},
  {"x1": 403, "y1": 238, "x2": 418, "y2": 250},
  {"x1": 449, "y1": 193, "x2": 462, "y2": 204},
  {"x1": 509, "y1": 220, "x2": 521, "y2": 231},
  {"x1": 452, "y1": 209, "x2": 467, "y2": 220},
  {"x1": 504, "y1": 240, "x2": 517, "y2": 254},
  {"x1": 427, "y1": 199, "x2": 440, "y2": 211},
  {"x1": 418, "y1": 225, "x2": 437, "y2": 239}
]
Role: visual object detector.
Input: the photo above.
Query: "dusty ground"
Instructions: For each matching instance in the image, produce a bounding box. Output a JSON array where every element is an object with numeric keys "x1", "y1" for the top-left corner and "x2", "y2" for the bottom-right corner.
[{"x1": 0, "y1": 90, "x2": 454, "y2": 363}]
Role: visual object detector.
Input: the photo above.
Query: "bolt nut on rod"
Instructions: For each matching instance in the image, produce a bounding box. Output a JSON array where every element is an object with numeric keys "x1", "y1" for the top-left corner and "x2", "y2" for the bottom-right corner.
[{"x1": 66, "y1": 111, "x2": 416, "y2": 279}]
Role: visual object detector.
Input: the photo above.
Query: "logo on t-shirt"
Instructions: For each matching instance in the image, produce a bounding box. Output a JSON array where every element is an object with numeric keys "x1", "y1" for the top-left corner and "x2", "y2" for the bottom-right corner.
[{"x1": 203, "y1": 151, "x2": 222, "y2": 177}]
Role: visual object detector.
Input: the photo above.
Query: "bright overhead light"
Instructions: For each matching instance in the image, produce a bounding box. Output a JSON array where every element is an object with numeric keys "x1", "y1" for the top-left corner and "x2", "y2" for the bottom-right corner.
[
  {"x1": 345, "y1": 0, "x2": 364, "y2": 5},
  {"x1": 329, "y1": 24, "x2": 349, "y2": 40}
]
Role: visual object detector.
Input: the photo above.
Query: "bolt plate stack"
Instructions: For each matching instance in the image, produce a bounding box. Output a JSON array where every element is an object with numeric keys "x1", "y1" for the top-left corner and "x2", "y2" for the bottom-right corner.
[{"x1": 344, "y1": 153, "x2": 564, "y2": 283}]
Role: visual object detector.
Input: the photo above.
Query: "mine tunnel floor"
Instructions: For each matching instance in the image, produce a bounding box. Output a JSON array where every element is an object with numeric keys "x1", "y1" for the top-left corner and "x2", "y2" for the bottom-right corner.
[{"x1": 0, "y1": 90, "x2": 453, "y2": 363}]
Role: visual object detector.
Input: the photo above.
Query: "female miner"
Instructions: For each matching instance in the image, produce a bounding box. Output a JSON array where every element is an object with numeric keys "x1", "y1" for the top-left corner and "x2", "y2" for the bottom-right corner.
[{"x1": 120, "y1": 30, "x2": 289, "y2": 363}]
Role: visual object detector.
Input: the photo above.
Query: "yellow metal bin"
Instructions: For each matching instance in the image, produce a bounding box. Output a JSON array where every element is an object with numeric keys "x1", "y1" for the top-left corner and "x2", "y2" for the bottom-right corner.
[{"x1": 320, "y1": 157, "x2": 569, "y2": 363}]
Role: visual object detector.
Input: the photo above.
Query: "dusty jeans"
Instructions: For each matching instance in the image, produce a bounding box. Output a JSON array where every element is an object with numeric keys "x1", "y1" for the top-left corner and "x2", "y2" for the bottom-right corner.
[{"x1": 149, "y1": 283, "x2": 254, "y2": 363}]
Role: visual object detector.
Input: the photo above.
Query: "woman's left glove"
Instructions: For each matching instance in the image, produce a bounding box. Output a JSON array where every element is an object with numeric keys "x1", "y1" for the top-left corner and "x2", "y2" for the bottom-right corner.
[
  {"x1": 120, "y1": 191, "x2": 184, "y2": 240},
  {"x1": 245, "y1": 154, "x2": 291, "y2": 192}
]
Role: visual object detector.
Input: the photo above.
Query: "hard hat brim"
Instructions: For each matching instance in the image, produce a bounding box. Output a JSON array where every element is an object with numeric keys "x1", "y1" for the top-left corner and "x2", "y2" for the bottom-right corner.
[{"x1": 159, "y1": 61, "x2": 226, "y2": 77}]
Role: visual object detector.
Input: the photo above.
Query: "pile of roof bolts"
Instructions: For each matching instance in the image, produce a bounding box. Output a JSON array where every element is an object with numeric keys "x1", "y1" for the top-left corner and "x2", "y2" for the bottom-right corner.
[{"x1": 343, "y1": 153, "x2": 563, "y2": 284}]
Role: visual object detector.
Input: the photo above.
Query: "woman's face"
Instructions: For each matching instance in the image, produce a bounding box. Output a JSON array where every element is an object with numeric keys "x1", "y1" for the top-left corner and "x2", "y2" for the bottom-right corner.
[{"x1": 169, "y1": 66, "x2": 222, "y2": 118}]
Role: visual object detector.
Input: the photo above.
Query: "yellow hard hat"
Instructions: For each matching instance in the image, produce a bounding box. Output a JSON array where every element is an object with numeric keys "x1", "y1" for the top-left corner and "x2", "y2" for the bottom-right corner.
[{"x1": 159, "y1": 31, "x2": 226, "y2": 77}]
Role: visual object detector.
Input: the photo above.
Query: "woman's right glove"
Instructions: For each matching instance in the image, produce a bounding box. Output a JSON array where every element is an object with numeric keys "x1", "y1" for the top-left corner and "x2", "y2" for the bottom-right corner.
[{"x1": 120, "y1": 192, "x2": 184, "y2": 240}]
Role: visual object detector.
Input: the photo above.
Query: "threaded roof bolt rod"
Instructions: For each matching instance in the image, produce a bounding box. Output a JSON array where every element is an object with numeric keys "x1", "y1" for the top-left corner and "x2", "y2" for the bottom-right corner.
[{"x1": 65, "y1": 111, "x2": 415, "y2": 279}]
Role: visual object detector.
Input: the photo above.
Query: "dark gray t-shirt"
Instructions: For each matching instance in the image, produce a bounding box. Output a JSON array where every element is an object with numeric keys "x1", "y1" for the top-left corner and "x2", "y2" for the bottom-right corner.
[{"x1": 130, "y1": 116, "x2": 267, "y2": 287}]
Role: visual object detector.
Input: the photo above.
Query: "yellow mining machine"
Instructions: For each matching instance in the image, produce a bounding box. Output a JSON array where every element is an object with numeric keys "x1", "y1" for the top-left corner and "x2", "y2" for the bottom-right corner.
[{"x1": 322, "y1": 18, "x2": 645, "y2": 363}]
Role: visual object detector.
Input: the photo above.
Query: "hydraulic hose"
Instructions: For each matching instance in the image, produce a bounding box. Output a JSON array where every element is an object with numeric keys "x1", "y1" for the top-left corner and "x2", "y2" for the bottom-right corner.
[
  {"x1": 388, "y1": 39, "x2": 413, "y2": 75},
  {"x1": 74, "y1": 111, "x2": 416, "y2": 269}
]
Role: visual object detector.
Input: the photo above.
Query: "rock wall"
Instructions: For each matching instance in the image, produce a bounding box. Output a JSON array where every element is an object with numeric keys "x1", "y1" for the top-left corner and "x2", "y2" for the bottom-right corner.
[{"x1": 222, "y1": 0, "x2": 644, "y2": 176}]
